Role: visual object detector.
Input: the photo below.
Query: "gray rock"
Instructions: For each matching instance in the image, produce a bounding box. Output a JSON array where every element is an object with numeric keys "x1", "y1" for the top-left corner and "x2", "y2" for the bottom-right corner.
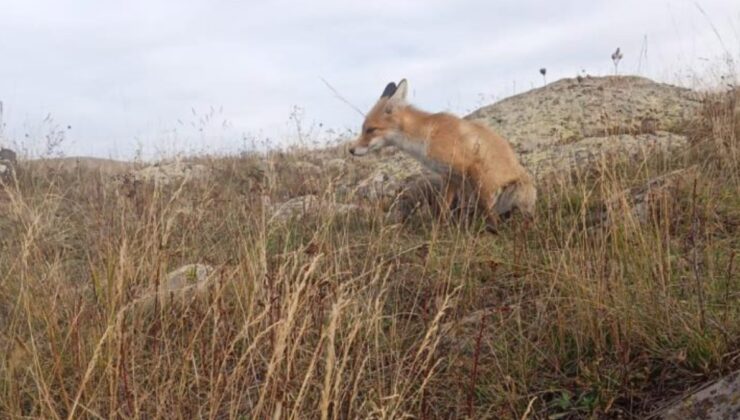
[
  {"x1": 128, "y1": 264, "x2": 215, "y2": 313},
  {"x1": 268, "y1": 195, "x2": 321, "y2": 223},
  {"x1": 268, "y1": 194, "x2": 364, "y2": 224},
  {"x1": 0, "y1": 147, "x2": 17, "y2": 183},
  {"x1": 0, "y1": 148, "x2": 17, "y2": 164},
  {"x1": 0, "y1": 161, "x2": 11, "y2": 180},
  {"x1": 352, "y1": 153, "x2": 425, "y2": 202},
  {"x1": 466, "y1": 75, "x2": 701, "y2": 149},
  {"x1": 323, "y1": 158, "x2": 348, "y2": 174},
  {"x1": 132, "y1": 161, "x2": 210, "y2": 186},
  {"x1": 163, "y1": 263, "x2": 214, "y2": 294},
  {"x1": 522, "y1": 131, "x2": 688, "y2": 180},
  {"x1": 654, "y1": 370, "x2": 740, "y2": 420},
  {"x1": 466, "y1": 76, "x2": 700, "y2": 179},
  {"x1": 293, "y1": 160, "x2": 322, "y2": 177},
  {"x1": 595, "y1": 166, "x2": 697, "y2": 227}
]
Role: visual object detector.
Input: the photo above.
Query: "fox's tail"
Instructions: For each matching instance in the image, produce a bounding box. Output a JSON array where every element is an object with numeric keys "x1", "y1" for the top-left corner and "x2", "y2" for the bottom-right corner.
[{"x1": 494, "y1": 172, "x2": 537, "y2": 219}]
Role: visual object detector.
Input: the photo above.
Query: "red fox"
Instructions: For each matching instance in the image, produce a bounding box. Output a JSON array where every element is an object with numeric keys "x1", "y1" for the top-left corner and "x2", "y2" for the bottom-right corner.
[{"x1": 349, "y1": 79, "x2": 536, "y2": 228}]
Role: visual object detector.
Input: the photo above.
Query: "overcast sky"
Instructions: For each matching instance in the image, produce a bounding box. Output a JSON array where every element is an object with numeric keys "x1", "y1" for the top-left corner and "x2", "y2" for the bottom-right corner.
[{"x1": 0, "y1": 0, "x2": 738, "y2": 159}]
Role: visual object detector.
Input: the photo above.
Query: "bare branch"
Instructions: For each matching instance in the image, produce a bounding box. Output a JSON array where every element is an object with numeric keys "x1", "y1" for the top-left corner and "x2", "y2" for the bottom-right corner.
[{"x1": 320, "y1": 77, "x2": 365, "y2": 117}]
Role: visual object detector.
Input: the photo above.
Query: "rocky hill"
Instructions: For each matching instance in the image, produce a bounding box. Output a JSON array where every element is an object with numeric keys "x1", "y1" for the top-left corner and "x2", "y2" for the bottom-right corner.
[
  {"x1": 468, "y1": 75, "x2": 701, "y2": 146},
  {"x1": 466, "y1": 75, "x2": 703, "y2": 177}
]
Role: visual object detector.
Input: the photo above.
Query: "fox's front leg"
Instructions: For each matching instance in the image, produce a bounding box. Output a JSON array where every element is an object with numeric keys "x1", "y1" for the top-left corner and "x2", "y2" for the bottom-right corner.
[
  {"x1": 475, "y1": 176, "x2": 503, "y2": 234},
  {"x1": 438, "y1": 180, "x2": 459, "y2": 223}
]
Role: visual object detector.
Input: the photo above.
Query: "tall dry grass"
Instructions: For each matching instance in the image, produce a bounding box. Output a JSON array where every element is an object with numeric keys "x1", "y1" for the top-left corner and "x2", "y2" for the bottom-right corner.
[{"x1": 0, "y1": 93, "x2": 738, "y2": 419}]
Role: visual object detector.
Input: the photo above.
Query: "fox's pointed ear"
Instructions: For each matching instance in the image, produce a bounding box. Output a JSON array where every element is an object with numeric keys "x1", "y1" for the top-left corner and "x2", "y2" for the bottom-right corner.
[
  {"x1": 390, "y1": 79, "x2": 408, "y2": 102},
  {"x1": 380, "y1": 82, "x2": 397, "y2": 98}
]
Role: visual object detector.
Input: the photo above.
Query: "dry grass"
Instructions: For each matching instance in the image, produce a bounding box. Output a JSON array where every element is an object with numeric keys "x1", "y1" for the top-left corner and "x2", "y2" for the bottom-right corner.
[{"x1": 0, "y1": 94, "x2": 738, "y2": 419}]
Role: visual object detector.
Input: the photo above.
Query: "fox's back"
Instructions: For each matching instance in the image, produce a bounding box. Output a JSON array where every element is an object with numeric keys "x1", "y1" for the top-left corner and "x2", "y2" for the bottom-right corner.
[{"x1": 419, "y1": 113, "x2": 524, "y2": 179}]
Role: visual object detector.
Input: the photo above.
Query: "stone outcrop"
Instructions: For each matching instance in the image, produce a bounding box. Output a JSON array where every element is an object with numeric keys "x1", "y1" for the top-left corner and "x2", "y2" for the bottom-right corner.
[
  {"x1": 131, "y1": 161, "x2": 210, "y2": 186},
  {"x1": 596, "y1": 166, "x2": 698, "y2": 227},
  {"x1": 466, "y1": 75, "x2": 702, "y2": 178},
  {"x1": 266, "y1": 194, "x2": 364, "y2": 224},
  {"x1": 655, "y1": 370, "x2": 740, "y2": 420},
  {"x1": 127, "y1": 264, "x2": 215, "y2": 313},
  {"x1": 0, "y1": 147, "x2": 17, "y2": 183}
]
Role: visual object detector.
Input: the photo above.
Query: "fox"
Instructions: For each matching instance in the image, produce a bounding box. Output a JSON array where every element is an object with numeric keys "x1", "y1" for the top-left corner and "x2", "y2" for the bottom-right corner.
[{"x1": 348, "y1": 79, "x2": 536, "y2": 229}]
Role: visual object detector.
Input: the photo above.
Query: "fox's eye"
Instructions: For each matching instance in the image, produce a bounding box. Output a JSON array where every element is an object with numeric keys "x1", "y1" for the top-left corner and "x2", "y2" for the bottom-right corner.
[{"x1": 365, "y1": 127, "x2": 376, "y2": 135}]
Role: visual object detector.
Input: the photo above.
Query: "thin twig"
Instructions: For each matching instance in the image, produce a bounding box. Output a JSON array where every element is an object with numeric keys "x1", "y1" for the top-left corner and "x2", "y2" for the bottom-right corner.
[
  {"x1": 466, "y1": 313, "x2": 486, "y2": 418},
  {"x1": 319, "y1": 77, "x2": 366, "y2": 117},
  {"x1": 689, "y1": 177, "x2": 706, "y2": 331}
]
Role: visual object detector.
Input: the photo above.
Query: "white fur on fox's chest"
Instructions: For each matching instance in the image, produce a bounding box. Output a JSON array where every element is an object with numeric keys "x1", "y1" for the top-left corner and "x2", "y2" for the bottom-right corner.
[{"x1": 388, "y1": 133, "x2": 452, "y2": 175}]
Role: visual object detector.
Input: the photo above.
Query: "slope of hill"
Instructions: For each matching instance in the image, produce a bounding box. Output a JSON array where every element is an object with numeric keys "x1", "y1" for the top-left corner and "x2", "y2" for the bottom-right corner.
[{"x1": 0, "y1": 76, "x2": 737, "y2": 419}]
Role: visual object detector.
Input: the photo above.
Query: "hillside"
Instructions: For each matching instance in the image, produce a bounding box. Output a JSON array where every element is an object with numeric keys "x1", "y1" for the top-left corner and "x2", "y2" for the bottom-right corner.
[{"x1": 0, "y1": 76, "x2": 738, "y2": 419}]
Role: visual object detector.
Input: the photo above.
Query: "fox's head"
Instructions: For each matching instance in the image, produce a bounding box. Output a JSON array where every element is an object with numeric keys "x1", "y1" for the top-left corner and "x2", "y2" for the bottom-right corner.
[{"x1": 348, "y1": 79, "x2": 408, "y2": 156}]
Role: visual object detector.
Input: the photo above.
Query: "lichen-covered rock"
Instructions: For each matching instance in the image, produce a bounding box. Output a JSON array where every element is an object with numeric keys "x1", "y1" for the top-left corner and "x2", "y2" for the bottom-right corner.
[
  {"x1": 352, "y1": 153, "x2": 425, "y2": 201},
  {"x1": 467, "y1": 75, "x2": 701, "y2": 150},
  {"x1": 268, "y1": 195, "x2": 321, "y2": 223},
  {"x1": 656, "y1": 370, "x2": 740, "y2": 420},
  {"x1": 0, "y1": 147, "x2": 17, "y2": 183},
  {"x1": 127, "y1": 264, "x2": 215, "y2": 313},
  {"x1": 354, "y1": 170, "x2": 403, "y2": 201},
  {"x1": 267, "y1": 194, "x2": 364, "y2": 223},
  {"x1": 293, "y1": 160, "x2": 322, "y2": 177},
  {"x1": 163, "y1": 263, "x2": 214, "y2": 294},
  {"x1": 0, "y1": 148, "x2": 16, "y2": 164},
  {"x1": 595, "y1": 166, "x2": 697, "y2": 227},
  {"x1": 132, "y1": 161, "x2": 210, "y2": 186},
  {"x1": 0, "y1": 161, "x2": 12, "y2": 183},
  {"x1": 522, "y1": 131, "x2": 688, "y2": 179},
  {"x1": 466, "y1": 76, "x2": 700, "y2": 180},
  {"x1": 323, "y1": 158, "x2": 348, "y2": 174}
]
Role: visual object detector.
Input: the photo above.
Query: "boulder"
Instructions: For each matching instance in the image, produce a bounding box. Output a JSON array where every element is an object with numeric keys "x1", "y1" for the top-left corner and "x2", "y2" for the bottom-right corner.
[
  {"x1": 0, "y1": 147, "x2": 17, "y2": 183},
  {"x1": 293, "y1": 160, "x2": 322, "y2": 178},
  {"x1": 132, "y1": 161, "x2": 210, "y2": 186},
  {"x1": 466, "y1": 76, "x2": 701, "y2": 178},
  {"x1": 267, "y1": 194, "x2": 364, "y2": 224},
  {"x1": 128, "y1": 264, "x2": 215, "y2": 313},
  {"x1": 0, "y1": 148, "x2": 16, "y2": 163},
  {"x1": 163, "y1": 263, "x2": 214, "y2": 294},
  {"x1": 522, "y1": 131, "x2": 688, "y2": 179},
  {"x1": 654, "y1": 370, "x2": 740, "y2": 420},
  {"x1": 323, "y1": 158, "x2": 349, "y2": 174},
  {"x1": 352, "y1": 153, "x2": 425, "y2": 202},
  {"x1": 596, "y1": 166, "x2": 697, "y2": 227},
  {"x1": 467, "y1": 75, "x2": 701, "y2": 149}
]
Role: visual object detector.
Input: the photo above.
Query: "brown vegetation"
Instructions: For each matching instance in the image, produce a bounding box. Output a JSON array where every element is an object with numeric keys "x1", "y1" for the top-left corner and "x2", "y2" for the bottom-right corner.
[{"x1": 0, "y1": 89, "x2": 738, "y2": 419}]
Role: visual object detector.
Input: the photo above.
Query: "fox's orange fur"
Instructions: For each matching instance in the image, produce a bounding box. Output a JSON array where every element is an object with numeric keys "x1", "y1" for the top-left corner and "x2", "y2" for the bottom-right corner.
[{"x1": 349, "y1": 79, "x2": 536, "y2": 228}]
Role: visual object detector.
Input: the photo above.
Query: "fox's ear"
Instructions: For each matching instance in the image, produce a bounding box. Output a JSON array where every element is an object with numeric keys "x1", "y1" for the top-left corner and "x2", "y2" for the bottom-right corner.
[
  {"x1": 380, "y1": 82, "x2": 397, "y2": 98},
  {"x1": 389, "y1": 79, "x2": 408, "y2": 102}
]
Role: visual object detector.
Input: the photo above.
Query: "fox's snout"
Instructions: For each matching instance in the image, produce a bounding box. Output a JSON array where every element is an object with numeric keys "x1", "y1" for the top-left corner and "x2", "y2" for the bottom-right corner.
[
  {"x1": 348, "y1": 144, "x2": 368, "y2": 157},
  {"x1": 348, "y1": 138, "x2": 373, "y2": 157}
]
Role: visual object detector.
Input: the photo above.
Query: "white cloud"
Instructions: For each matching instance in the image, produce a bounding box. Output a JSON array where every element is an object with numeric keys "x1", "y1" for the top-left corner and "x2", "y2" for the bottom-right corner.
[{"x1": 0, "y1": 0, "x2": 738, "y2": 158}]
